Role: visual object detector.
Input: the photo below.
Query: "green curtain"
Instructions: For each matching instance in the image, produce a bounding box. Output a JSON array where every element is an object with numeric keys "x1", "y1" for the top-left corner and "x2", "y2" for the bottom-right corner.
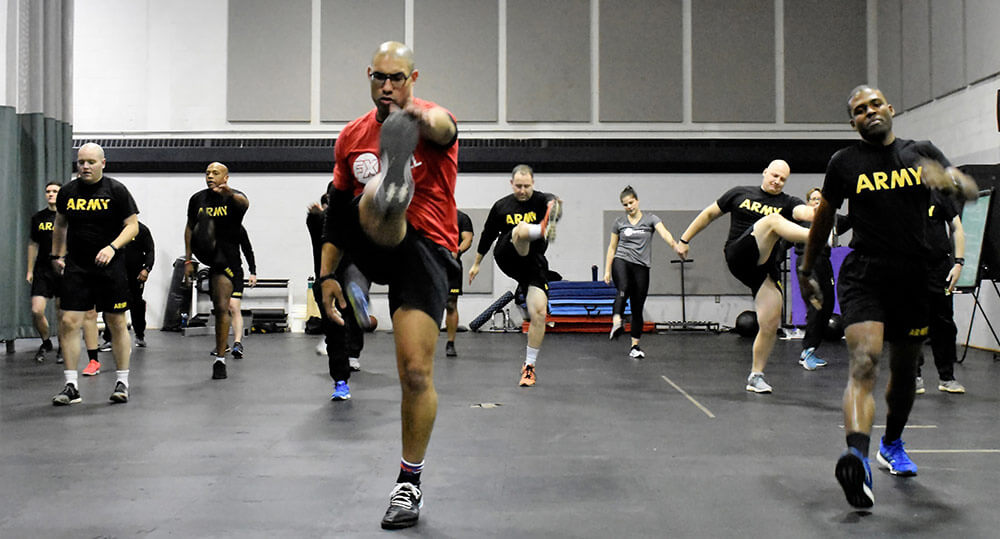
[{"x1": 0, "y1": 111, "x2": 73, "y2": 342}]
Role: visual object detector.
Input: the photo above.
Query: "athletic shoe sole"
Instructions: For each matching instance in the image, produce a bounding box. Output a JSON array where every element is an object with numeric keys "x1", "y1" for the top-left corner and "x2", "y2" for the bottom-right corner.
[
  {"x1": 373, "y1": 111, "x2": 419, "y2": 215},
  {"x1": 541, "y1": 199, "x2": 563, "y2": 242},
  {"x1": 836, "y1": 450, "x2": 874, "y2": 508},
  {"x1": 875, "y1": 451, "x2": 917, "y2": 476},
  {"x1": 347, "y1": 282, "x2": 373, "y2": 330}
]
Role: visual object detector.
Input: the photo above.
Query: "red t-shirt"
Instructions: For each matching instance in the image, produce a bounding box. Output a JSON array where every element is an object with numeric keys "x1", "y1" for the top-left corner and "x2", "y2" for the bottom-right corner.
[{"x1": 333, "y1": 97, "x2": 459, "y2": 252}]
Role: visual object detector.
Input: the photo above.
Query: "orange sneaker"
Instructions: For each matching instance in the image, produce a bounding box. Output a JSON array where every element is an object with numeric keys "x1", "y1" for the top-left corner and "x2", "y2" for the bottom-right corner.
[
  {"x1": 519, "y1": 363, "x2": 536, "y2": 387},
  {"x1": 81, "y1": 359, "x2": 101, "y2": 376},
  {"x1": 539, "y1": 198, "x2": 563, "y2": 243}
]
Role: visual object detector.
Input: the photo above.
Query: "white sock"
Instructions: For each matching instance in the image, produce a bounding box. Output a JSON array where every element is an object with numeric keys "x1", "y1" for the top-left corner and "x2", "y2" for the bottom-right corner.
[
  {"x1": 525, "y1": 224, "x2": 543, "y2": 240},
  {"x1": 65, "y1": 370, "x2": 78, "y2": 387},
  {"x1": 525, "y1": 346, "x2": 539, "y2": 366},
  {"x1": 116, "y1": 370, "x2": 129, "y2": 387},
  {"x1": 749, "y1": 371, "x2": 764, "y2": 378},
  {"x1": 214, "y1": 355, "x2": 226, "y2": 364}
]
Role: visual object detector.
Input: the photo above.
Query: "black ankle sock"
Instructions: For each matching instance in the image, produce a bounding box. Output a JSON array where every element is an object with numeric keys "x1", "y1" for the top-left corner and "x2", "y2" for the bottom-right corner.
[
  {"x1": 396, "y1": 470, "x2": 421, "y2": 486},
  {"x1": 846, "y1": 433, "x2": 870, "y2": 456},
  {"x1": 88, "y1": 349, "x2": 98, "y2": 361},
  {"x1": 42, "y1": 339, "x2": 53, "y2": 350}
]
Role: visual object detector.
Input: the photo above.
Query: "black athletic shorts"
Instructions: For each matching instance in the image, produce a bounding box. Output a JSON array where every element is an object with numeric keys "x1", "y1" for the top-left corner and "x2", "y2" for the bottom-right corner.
[
  {"x1": 60, "y1": 257, "x2": 130, "y2": 313},
  {"x1": 724, "y1": 227, "x2": 781, "y2": 297},
  {"x1": 837, "y1": 252, "x2": 929, "y2": 342},
  {"x1": 449, "y1": 259, "x2": 463, "y2": 296},
  {"x1": 332, "y1": 200, "x2": 459, "y2": 326},
  {"x1": 493, "y1": 232, "x2": 551, "y2": 296},
  {"x1": 30, "y1": 265, "x2": 61, "y2": 298},
  {"x1": 196, "y1": 244, "x2": 244, "y2": 291}
]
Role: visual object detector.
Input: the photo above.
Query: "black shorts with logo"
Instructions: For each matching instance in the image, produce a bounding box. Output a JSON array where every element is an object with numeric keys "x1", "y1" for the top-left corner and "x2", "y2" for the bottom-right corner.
[
  {"x1": 837, "y1": 251, "x2": 929, "y2": 341},
  {"x1": 449, "y1": 259, "x2": 464, "y2": 296},
  {"x1": 195, "y1": 243, "x2": 244, "y2": 293},
  {"x1": 30, "y1": 265, "x2": 62, "y2": 299},
  {"x1": 493, "y1": 232, "x2": 551, "y2": 296},
  {"x1": 60, "y1": 257, "x2": 130, "y2": 313},
  {"x1": 724, "y1": 227, "x2": 781, "y2": 297},
  {"x1": 332, "y1": 200, "x2": 459, "y2": 326}
]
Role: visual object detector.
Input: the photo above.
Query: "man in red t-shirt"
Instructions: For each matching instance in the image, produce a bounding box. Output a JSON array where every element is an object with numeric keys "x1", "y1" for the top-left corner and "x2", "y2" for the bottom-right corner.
[{"x1": 319, "y1": 41, "x2": 458, "y2": 530}]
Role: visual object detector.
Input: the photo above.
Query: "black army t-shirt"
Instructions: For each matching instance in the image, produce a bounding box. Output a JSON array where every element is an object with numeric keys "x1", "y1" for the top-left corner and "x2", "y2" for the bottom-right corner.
[
  {"x1": 716, "y1": 186, "x2": 804, "y2": 246},
  {"x1": 822, "y1": 138, "x2": 948, "y2": 259},
  {"x1": 186, "y1": 188, "x2": 249, "y2": 252},
  {"x1": 55, "y1": 176, "x2": 139, "y2": 268},
  {"x1": 30, "y1": 208, "x2": 57, "y2": 271},
  {"x1": 476, "y1": 191, "x2": 554, "y2": 257}
]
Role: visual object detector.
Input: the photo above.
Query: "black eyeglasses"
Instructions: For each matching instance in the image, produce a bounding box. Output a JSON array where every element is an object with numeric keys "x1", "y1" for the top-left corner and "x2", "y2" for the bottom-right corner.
[{"x1": 370, "y1": 71, "x2": 410, "y2": 88}]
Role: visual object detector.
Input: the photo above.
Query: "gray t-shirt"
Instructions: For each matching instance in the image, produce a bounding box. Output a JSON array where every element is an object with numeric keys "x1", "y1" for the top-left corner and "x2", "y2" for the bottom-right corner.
[{"x1": 612, "y1": 213, "x2": 662, "y2": 267}]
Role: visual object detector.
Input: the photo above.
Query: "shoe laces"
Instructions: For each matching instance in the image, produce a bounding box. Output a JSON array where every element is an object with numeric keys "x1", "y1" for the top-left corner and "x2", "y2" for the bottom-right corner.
[{"x1": 389, "y1": 483, "x2": 420, "y2": 509}]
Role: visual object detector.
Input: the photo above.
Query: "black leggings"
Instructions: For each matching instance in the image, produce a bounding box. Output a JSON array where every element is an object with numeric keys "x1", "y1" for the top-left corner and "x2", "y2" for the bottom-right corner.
[{"x1": 612, "y1": 258, "x2": 650, "y2": 339}]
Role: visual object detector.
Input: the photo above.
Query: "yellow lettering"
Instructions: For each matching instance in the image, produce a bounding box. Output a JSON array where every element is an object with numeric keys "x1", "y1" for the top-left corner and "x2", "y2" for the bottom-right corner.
[
  {"x1": 739, "y1": 199, "x2": 752, "y2": 210},
  {"x1": 506, "y1": 214, "x2": 514, "y2": 225},
  {"x1": 856, "y1": 174, "x2": 875, "y2": 193},
  {"x1": 909, "y1": 167, "x2": 922, "y2": 184},
  {"x1": 750, "y1": 202, "x2": 762, "y2": 213},
  {"x1": 113, "y1": 302, "x2": 128, "y2": 310},
  {"x1": 890, "y1": 169, "x2": 914, "y2": 189},
  {"x1": 928, "y1": 205, "x2": 935, "y2": 217},
  {"x1": 873, "y1": 172, "x2": 889, "y2": 190}
]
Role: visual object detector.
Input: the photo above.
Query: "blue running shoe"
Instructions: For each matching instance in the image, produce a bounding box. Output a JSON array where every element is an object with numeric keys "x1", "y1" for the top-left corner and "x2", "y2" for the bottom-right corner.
[
  {"x1": 835, "y1": 447, "x2": 874, "y2": 508},
  {"x1": 346, "y1": 282, "x2": 373, "y2": 330},
  {"x1": 877, "y1": 437, "x2": 917, "y2": 476},
  {"x1": 331, "y1": 380, "x2": 351, "y2": 401},
  {"x1": 799, "y1": 347, "x2": 828, "y2": 370}
]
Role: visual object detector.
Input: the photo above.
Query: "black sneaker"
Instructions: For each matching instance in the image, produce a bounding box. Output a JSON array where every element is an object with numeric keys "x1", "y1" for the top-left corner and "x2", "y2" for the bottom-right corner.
[
  {"x1": 629, "y1": 345, "x2": 645, "y2": 359},
  {"x1": 34, "y1": 343, "x2": 48, "y2": 363},
  {"x1": 52, "y1": 384, "x2": 81, "y2": 406},
  {"x1": 109, "y1": 381, "x2": 129, "y2": 403},
  {"x1": 212, "y1": 359, "x2": 227, "y2": 380},
  {"x1": 445, "y1": 341, "x2": 457, "y2": 357},
  {"x1": 381, "y1": 482, "x2": 422, "y2": 530},
  {"x1": 98, "y1": 340, "x2": 112, "y2": 352},
  {"x1": 56, "y1": 349, "x2": 63, "y2": 364},
  {"x1": 231, "y1": 341, "x2": 244, "y2": 359},
  {"x1": 373, "y1": 111, "x2": 419, "y2": 216},
  {"x1": 135, "y1": 337, "x2": 146, "y2": 348}
]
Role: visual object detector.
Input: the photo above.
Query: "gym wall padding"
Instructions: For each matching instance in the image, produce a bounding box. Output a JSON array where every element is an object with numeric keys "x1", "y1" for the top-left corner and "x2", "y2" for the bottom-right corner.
[
  {"x1": 783, "y1": 0, "x2": 867, "y2": 123},
  {"x1": 929, "y1": 0, "x2": 965, "y2": 100},
  {"x1": 505, "y1": 0, "x2": 590, "y2": 122},
  {"x1": 602, "y1": 210, "x2": 747, "y2": 297},
  {"x1": 598, "y1": 0, "x2": 683, "y2": 123},
  {"x1": 227, "y1": 0, "x2": 311, "y2": 122},
  {"x1": 901, "y1": 0, "x2": 933, "y2": 111},
  {"x1": 319, "y1": 0, "x2": 405, "y2": 122},
  {"x1": 965, "y1": 0, "x2": 1000, "y2": 83},
  {"x1": 691, "y1": 0, "x2": 775, "y2": 123},
  {"x1": 877, "y1": 0, "x2": 903, "y2": 108},
  {"x1": 414, "y1": 0, "x2": 498, "y2": 123}
]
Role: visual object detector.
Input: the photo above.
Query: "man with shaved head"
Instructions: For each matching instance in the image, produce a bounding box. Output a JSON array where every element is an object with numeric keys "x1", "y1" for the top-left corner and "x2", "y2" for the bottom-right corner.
[
  {"x1": 50, "y1": 142, "x2": 139, "y2": 405},
  {"x1": 674, "y1": 159, "x2": 815, "y2": 393},
  {"x1": 799, "y1": 86, "x2": 978, "y2": 509},
  {"x1": 184, "y1": 161, "x2": 250, "y2": 380},
  {"x1": 320, "y1": 40, "x2": 458, "y2": 529}
]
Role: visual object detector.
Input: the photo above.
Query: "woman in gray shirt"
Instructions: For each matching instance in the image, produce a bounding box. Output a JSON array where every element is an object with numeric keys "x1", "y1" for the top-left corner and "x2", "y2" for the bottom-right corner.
[{"x1": 603, "y1": 186, "x2": 678, "y2": 358}]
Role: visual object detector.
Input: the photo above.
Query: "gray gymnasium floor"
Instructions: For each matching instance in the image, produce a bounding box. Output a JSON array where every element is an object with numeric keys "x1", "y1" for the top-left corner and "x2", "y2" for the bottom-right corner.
[{"x1": 2, "y1": 329, "x2": 998, "y2": 538}]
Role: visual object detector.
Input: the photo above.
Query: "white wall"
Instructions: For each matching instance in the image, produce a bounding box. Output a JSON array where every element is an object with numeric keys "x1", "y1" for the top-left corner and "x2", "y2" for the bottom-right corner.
[
  {"x1": 119, "y1": 169, "x2": 823, "y2": 333},
  {"x1": 895, "y1": 74, "x2": 1000, "y2": 352}
]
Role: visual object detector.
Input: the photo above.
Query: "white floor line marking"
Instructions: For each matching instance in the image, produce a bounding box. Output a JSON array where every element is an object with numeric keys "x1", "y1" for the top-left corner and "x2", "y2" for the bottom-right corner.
[
  {"x1": 661, "y1": 375, "x2": 715, "y2": 419},
  {"x1": 908, "y1": 449, "x2": 1000, "y2": 454}
]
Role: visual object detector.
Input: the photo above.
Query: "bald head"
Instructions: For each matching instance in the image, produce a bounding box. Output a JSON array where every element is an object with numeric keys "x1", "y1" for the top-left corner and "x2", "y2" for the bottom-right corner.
[
  {"x1": 205, "y1": 162, "x2": 230, "y2": 189},
  {"x1": 76, "y1": 143, "x2": 106, "y2": 183},
  {"x1": 372, "y1": 41, "x2": 414, "y2": 72},
  {"x1": 760, "y1": 159, "x2": 790, "y2": 195}
]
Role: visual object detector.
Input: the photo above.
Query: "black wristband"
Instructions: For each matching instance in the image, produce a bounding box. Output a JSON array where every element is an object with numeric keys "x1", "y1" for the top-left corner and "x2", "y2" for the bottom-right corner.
[
  {"x1": 109, "y1": 244, "x2": 118, "y2": 253},
  {"x1": 679, "y1": 238, "x2": 689, "y2": 245},
  {"x1": 316, "y1": 273, "x2": 336, "y2": 285},
  {"x1": 954, "y1": 257, "x2": 965, "y2": 266}
]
